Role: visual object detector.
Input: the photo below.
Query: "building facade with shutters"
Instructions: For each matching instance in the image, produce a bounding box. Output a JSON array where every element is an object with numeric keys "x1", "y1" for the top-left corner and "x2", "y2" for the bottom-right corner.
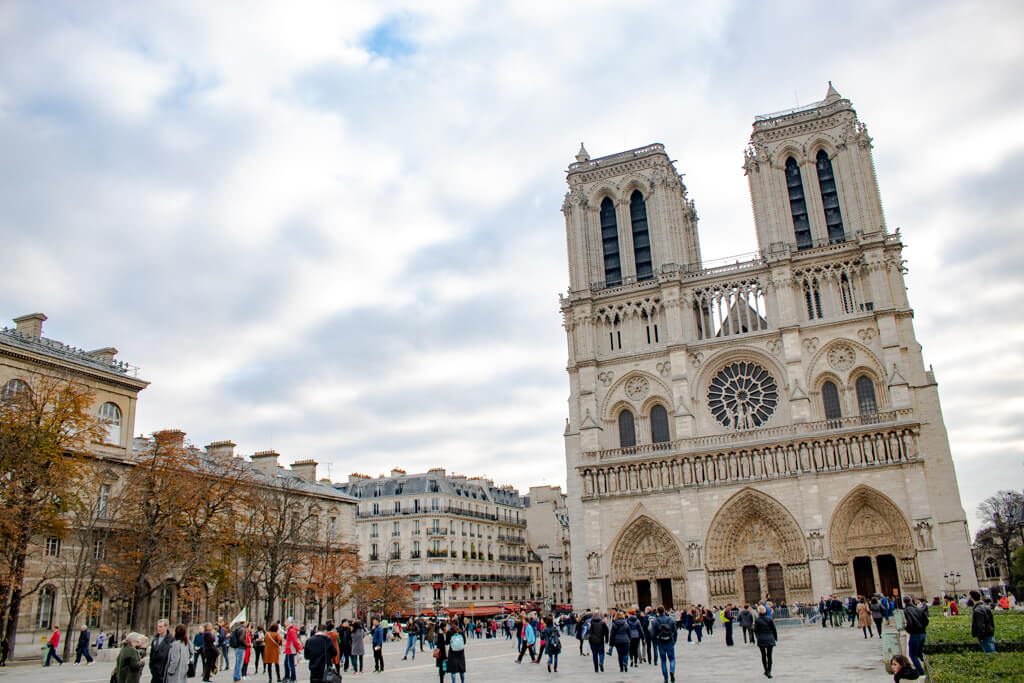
[
  {"x1": 1, "y1": 314, "x2": 357, "y2": 656},
  {"x1": 336, "y1": 469, "x2": 530, "y2": 616},
  {"x1": 524, "y1": 485, "x2": 572, "y2": 609},
  {"x1": 559, "y1": 85, "x2": 977, "y2": 611}
]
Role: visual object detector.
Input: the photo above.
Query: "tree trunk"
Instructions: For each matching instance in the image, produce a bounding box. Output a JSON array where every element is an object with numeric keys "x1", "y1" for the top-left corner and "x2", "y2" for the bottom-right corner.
[
  {"x1": 1, "y1": 547, "x2": 29, "y2": 659},
  {"x1": 62, "y1": 608, "x2": 81, "y2": 660}
]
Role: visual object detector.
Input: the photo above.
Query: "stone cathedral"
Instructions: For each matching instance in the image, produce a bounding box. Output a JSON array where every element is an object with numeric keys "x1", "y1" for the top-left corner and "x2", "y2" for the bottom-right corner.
[{"x1": 559, "y1": 85, "x2": 977, "y2": 611}]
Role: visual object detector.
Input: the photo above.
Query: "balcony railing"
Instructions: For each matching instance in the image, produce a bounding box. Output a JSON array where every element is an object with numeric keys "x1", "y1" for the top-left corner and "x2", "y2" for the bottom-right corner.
[
  {"x1": 427, "y1": 550, "x2": 448, "y2": 558},
  {"x1": 587, "y1": 410, "x2": 914, "y2": 461}
]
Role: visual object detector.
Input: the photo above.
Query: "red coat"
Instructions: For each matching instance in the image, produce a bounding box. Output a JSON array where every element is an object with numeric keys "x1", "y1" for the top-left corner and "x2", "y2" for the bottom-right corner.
[
  {"x1": 244, "y1": 631, "x2": 252, "y2": 663},
  {"x1": 49, "y1": 630, "x2": 60, "y2": 648},
  {"x1": 285, "y1": 625, "x2": 302, "y2": 655}
]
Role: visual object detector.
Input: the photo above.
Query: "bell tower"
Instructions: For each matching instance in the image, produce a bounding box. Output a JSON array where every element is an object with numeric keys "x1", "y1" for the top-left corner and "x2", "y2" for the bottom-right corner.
[
  {"x1": 744, "y1": 83, "x2": 887, "y2": 255},
  {"x1": 562, "y1": 143, "x2": 701, "y2": 292}
]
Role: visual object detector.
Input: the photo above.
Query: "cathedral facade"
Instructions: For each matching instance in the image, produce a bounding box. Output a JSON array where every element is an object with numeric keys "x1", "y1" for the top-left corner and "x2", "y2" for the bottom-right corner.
[{"x1": 559, "y1": 85, "x2": 977, "y2": 611}]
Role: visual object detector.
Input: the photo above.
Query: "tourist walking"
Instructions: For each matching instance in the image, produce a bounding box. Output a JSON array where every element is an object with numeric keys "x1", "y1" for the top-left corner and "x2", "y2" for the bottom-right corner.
[
  {"x1": 587, "y1": 612, "x2": 608, "y2": 672},
  {"x1": 652, "y1": 605, "x2": 677, "y2": 683},
  {"x1": 515, "y1": 616, "x2": 537, "y2": 663},
  {"x1": 44, "y1": 625, "x2": 63, "y2": 666},
  {"x1": 75, "y1": 624, "x2": 94, "y2": 664},
  {"x1": 722, "y1": 604, "x2": 735, "y2": 646},
  {"x1": 446, "y1": 623, "x2": 467, "y2": 683},
  {"x1": 302, "y1": 625, "x2": 337, "y2": 683},
  {"x1": 626, "y1": 612, "x2": 642, "y2": 666},
  {"x1": 739, "y1": 605, "x2": 755, "y2": 645},
  {"x1": 350, "y1": 621, "x2": 366, "y2": 674},
  {"x1": 115, "y1": 633, "x2": 148, "y2": 683},
  {"x1": 640, "y1": 608, "x2": 654, "y2": 666},
  {"x1": 576, "y1": 612, "x2": 589, "y2": 656},
  {"x1": 753, "y1": 605, "x2": 778, "y2": 679},
  {"x1": 404, "y1": 618, "x2": 418, "y2": 660},
  {"x1": 857, "y1": 598, "x2": 874, "y2": 638},
  {"x1": 264, "y1": 624, "x2": 283, "y2": 683},
  {"x1": 870, "y1": 597, "x2": 884, "y2": 637},
  {"x1": 191, "y1": 628, "x2": 204, "y2": 673},
  {"x1": 541, "y1": 616, "x2": 561, "y2": 673},
  {"x1": 902, "y1": 598, "x2": 928, "y2": 677},
  {"x1": 151, "y1": 618, "x2": 174, "y2": 682},
  {"x1": 201, "y1": 623, "x2": 219, "y2": 682},
  {"x1": 371, "y1": 617, "x2": 386, "y2": 672},
  {"x1": 284, "y1": 618, "x2": 302, "y2": 681},
  {"x1": 434, "y1": 622, "x2": 448, "y2": 683},
  {"x1": 970, "y1": 591, "x2": 996, "y2": 653},
  {"x1": 165, "y1": 624, "x2": 192, "y2": 683},
  {"x1": 609, "y1": 611, "x2": 630, "y2": 672}
]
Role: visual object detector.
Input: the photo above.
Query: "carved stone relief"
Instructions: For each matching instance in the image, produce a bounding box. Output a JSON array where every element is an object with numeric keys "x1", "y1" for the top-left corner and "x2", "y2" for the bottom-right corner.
[
  {"x1": 587, "y1": 551, "x2": 601, "y2": 578},
  {"x1": 625, "y1": 376, "x2": 650, "y2": 400},
  {"x1": 857, "y1": 328, "x2": 876, "y2": 343},
  {"x1": 766, "y1": 339, "x2": 783, "y2": 356},
  {"x1": 686, "y1": 542, "x2": 702, "y2": 569},
  {"x1": 827, "y1": 344, "x2": 856, "y2": 371},
  {"x1": 914, "y1": 519, "x2": 934, "y2": 550},
  {"x1": 598, "y1": 371, "x2": 615, "y2": 387},
  {"x1": 802, "y1": 337, "x2": 819, "y2": 354},
  {"x1": 656, "y1": 361, "x2": 671, "y2": 378},
  {"x1": 807, "y1": 530, "x2": 825, "y2": 559}
]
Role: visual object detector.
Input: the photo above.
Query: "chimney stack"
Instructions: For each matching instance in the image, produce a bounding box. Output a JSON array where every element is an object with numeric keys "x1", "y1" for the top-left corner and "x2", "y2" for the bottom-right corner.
[
  {"x1": 291, "y1": 459, "x2": 318, "y2": 483},
  {"x1": 88, "y1": 347, "x2": 119, "y2": 363},
  {"x1": 250, "y1": 450, "x2": 280, "y2": 477},
  {"x1": 13, "y1": 313, "x2": 47, "y2": 337},
  {"x1": 390, "y1": 468, "x2": 406, "y2": 479},
  {"x1": 153, "y1": 429, "x2": 186, "y2": 451},
  {"x1": 206, "y1": 440, "x2": 236, "y2": 459},
  {"x1": 348, "y1": 473, "x2": 370, "y2": 484}
]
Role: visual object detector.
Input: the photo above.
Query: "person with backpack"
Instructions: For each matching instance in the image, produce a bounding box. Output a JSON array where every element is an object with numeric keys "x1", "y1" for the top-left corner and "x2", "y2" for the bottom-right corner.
[
  {"x1": 609, "y1": 611, "x2": 630, "y2": 673},
  {"x1": 446, "y1": 623, "x2": 467, "y2": 682},
  {"x1": 576, "y1": 612, "x2": 590, "y2": 656},
  {"x1": 541, "y1": 616, "x2": 561, "y2": 673},
  {"x1": 970, "y1": 590, "x2": 996, "y2": 653},
  {"x1": 902, "y1": 597, "x2": 928, "y2": 677},
  {"x1": 229, "y1": 619, "x2": 247, "y2": 682},
  {"x1": 639, "y1": 608, "x2": 654, "y2": 666},
  {"x1": 626, "y1": 611, "x2": 642, "y2": 667},
  {"x1": 652, "y1": 605, "x2": 677, "y2": 683},
  {"x1": 587, "y1": 612, "x2": 608, "y2": 672}
]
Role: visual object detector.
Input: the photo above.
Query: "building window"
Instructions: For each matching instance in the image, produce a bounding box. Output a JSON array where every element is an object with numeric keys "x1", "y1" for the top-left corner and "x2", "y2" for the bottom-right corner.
[
  {"x1": 839, "y1": 273, "x2": 855, "y2": 314},
  {"x1": 618, "y1": 410, "x2": 636, "y2": 448},
  {"x1": 394, "y1": 500, "x2": 401, "y2": 514},
  {"x1": 98, "y1": 483, "x2": 111, "y2": 517},
  {"x1": 855, "y1": 375, "x2": 878, "y2": 416},
  {"x1": 159, "y1": 585, "x2": 173, "y2": 620},
  {"x1": 390, "y1": 542, "x2": 400, "y2": 560},
  {"x1": 45, "y1": 537, "x2": 61, "y2": 557},
  {"x1": 371, "y1": 523, "x2": 379, "y2": 538},
  {"x1": 1, "y1": 378, "x2": 30, "y2": 402},
  {"x1": 393, "y1": 521, "x2": 400, "y2": 537},
  {"x1": 328, "y1": 516, "x2": 337, "y2": 539},
  {"x1": 431, "y1": 498, "x2": 439, "y2": 512},
  {"x1": 372, "y1": 503, "x2": 380, "y2": 515},
  {"x1": 822, "y1": 381, "x2": 842, "y2": 420},
  {"x1": 98, "y1": 402, "x2": 122, "y2": 445},
  {"x1": 785, "y1": 157, "x2": 812, "y2": 250},
  {"x1": 816, "y1": 150, "x2": 845, "y2": 244},
  {"x1": 803, "y1": 277, "x2": 823, "y2": 320},
  {"x1": 650, "y1": 404, "x2": 670, "y2": 444},
  {"x1": 86, "y1": 587, "x2": 102, "y2": 629},
  {"x1": 93, "y1": 538, "x2": 105, "y2": 561},
  {"x1": 630, "y1": 191, "x2": 652, "y2": 281},
  {"x1": 37, "y1": 586, "x2": 56, "y2": 629},
  {"x1": 984, "y1": 557, "x2": 1001, "y2": 579},
  {"x1": 370, "y1": 543, "x2": 379, "y2": 561},
  {"x1": 600, "y1": 197, "x2": 621, "y2": 286}
]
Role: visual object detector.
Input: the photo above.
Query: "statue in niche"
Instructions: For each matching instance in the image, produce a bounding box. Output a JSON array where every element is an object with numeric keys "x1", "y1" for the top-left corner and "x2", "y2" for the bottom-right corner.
[
  {"x1": 915, "y1": 520, "x2": 933, "y2": 549},
  {"x1": 808, "y1": 530, "x2": 824, "y2": 559},
  {"x1": 687, "y1": 542, "x2": 702, "y2": 568},
  {"x1": 587, "y1": 551, "x2": 601, "y2": 578}
]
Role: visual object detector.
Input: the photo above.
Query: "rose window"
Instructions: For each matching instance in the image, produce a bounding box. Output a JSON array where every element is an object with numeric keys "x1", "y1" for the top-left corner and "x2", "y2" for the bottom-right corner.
[{"x1": 707, "y1": 361, "x2": 779, "y2": 430}]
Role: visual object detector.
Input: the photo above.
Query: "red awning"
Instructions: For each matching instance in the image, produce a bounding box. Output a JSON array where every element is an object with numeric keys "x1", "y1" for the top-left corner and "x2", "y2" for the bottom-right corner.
[
  {"x1": 451, "y1": 583, "x2": 461, "y2": 589},
  {"x1": 463, "y1": 606, "x2": 505, "y2": 617},
  {"x1": 410, "y1": 584, "x2": 421, "y2": 591},
  {"x1": 432, "y1": 582, "x2": 443, "y2": 589}
]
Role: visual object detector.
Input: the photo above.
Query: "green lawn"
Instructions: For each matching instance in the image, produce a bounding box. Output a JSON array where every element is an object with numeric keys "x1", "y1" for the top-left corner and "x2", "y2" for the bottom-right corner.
[
  {"x1": 924, "y1": 651, "x2": 1024, "y2": 682},
  {"x1": 925, "y1": 611, "x2": 1024, "y2": 648}
]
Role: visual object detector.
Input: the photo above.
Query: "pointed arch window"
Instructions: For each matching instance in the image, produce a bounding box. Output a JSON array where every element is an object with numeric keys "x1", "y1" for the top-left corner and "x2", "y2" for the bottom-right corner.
[
  {"x1": 600, "y1": 197, "x2": 621, "y2": 286},
  {"x1": 650, "y1": 404, "x2": 670, "y2": 444},
  {"x1": 785, "y1": 157, "x2": 812, "y2": 250},
  {"x1": 816, "y1": 150, "x2": 845, "y2": 243},
  {"x1": 629, "y1": 191, "x2": 652, "y2": 281},
  {"x1": 822, "y1": 381, "x2": 842, "y2": 420},
  {"x1": 855, "y1": 375, "x2": 878, "y2": 416},
  {"x1": 617, "y1": 409, "x2": 636, "y2": 448}
]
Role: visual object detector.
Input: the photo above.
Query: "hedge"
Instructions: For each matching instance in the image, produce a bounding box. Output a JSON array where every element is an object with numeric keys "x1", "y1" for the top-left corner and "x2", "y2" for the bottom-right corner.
[
  {"x1": 923, "y1": 611, "x2": 1024, "y2": 653},
  {"x1": 924, "y1": 651, "x2": 1024, "y2": 682}
]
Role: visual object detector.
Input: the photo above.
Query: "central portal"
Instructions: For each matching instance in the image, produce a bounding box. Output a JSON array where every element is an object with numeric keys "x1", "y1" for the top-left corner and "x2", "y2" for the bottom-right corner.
[{"x1": 609, "y1": 514, "x2": 687, "y2": 609}]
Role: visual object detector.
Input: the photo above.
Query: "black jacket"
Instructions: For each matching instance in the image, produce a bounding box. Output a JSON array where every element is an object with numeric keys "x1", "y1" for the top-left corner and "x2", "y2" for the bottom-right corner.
[
  {"x1": 303, "y1": 633, "x2": 337, "y2": 681},
  {"x1": 337, "y1": 626, "x2": 352, "y2": 652},
  {"x1": 610, "y1": 618, "x2": 630, "y2": 646},
  {"x1": 77, "y1": 629, "x2": 91, "y2": 649},
  {"x1": 971, "y1": 602, "x2": 995, "y2": 639},
  {"x1": 587, "y1": 617, "x2": 609, "y2": 646},
  {"x1": 903, "y1": 604, "x2": 929, "y2": 635},
  {"x1": 753, "y1": 615, "x2": 778, "y2": 648},
  {"x1": 149, "y1": 633, "x2": 173, "y2": 680}
]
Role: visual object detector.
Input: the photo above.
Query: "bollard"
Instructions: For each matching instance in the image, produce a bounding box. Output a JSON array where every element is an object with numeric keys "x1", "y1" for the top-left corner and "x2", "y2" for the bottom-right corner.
[{"x1": 881, "y1": 631, "x2": 901, "y2": 673}]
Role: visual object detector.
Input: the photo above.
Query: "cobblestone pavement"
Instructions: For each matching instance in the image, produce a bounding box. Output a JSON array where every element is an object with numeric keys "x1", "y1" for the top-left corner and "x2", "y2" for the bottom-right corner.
[{"x1": 0, "y1": 623, "x2": 892, "y2": 682}]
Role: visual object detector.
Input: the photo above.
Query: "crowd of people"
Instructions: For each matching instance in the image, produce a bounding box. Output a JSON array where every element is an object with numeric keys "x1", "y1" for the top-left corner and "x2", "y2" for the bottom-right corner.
[{"x1": 25, "y1": 587, "x2": 1016, "y2": 682}]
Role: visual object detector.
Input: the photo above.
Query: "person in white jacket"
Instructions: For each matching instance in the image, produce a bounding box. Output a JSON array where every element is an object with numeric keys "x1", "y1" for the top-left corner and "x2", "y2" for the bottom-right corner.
[{"x1": 164, "y1": 625, "x2": 193, "y2": 683}]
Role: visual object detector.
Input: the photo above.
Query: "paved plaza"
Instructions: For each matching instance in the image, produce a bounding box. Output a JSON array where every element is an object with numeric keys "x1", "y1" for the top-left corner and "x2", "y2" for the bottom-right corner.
[{"x1": 1, "y1": 624, "x2": 892, "y2": 682}]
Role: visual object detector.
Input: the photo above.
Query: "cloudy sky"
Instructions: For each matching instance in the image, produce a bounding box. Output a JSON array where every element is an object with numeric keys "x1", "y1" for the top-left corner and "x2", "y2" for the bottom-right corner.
[{"x1": 1, "y1": 1, "x2": 1021, "y2": 533}]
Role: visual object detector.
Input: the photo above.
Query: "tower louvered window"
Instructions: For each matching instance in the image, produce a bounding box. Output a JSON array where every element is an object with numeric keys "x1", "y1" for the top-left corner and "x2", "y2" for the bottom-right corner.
[
  {"x1": 600, "y1": 197, "x2": 621, "y2": 286},
  {"x1": 822, "y1": 381, "x2": 842, "y2": 420},
  {"x1": 630, "y1": 191, "x2": 652, "y2": 281},
  {"x1": 785, "y1": 157, "x2": 812, "y2": 250},
  {"x1": 816, "y1": 150, "x2": 845, "y2": 243},
  {"x1": 618, "y1": 410, "x2": 636, "y2": 448}
]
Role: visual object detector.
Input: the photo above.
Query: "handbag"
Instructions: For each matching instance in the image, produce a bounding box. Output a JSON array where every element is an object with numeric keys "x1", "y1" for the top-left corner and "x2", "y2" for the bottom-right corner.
[
  {"x1": 186, "y1": 659, "x2": 197, "y2": 678},
  {"x1": 324, "y1": 669, "x2": 342, "y2": 683}
]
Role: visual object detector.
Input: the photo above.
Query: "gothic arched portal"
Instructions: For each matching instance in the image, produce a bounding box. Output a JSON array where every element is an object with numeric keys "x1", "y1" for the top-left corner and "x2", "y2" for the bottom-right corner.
[
  {"x1": 704, "y1": 488, "x2": 812, "y2": 605},
  {"x1": 609, "y1": 515, "x2": 686, "y2": 610},
  {"x1": 828, "y1": 485, "x2": 920, "y2": 599}
]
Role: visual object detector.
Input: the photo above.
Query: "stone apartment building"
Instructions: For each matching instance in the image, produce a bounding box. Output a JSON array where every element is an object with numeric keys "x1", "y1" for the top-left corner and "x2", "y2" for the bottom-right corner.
[
  {"x1": 336, "y1": 469, "x2": 531, "y2": 616},
  {"x1": 558, "y1": 85, "x2": 977, "y2": 611},
  {"x1": 1, "y1": 313, "x2": 356, "y2": 656},
  {"x1": 524, "y1": 485, "x2": 572, "y2": 609}
]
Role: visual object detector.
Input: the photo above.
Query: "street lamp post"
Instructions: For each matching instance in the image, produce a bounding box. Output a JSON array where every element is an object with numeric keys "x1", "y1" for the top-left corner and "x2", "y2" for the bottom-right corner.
[{"x1": 944, "y1": 571, "x2": 962, "y2": 599}]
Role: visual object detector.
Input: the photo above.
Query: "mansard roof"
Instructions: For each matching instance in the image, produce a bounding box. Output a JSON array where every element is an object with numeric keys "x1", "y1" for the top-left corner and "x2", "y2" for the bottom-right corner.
[{"x1": 336, "y1": 470, "x2": 524, "y2": 507}]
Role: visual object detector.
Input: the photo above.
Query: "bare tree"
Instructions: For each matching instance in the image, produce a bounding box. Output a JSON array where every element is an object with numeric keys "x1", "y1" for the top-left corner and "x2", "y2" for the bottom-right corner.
[
  {"x1": 352, "y1": 555, "x2": 412, "y2": 621},
  {"x1": 977, "y1": 490, "x2": 1024, "y2": 582},
  {"x1": 296, "y1": 531, "x2": 360, "y2": 625}
]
